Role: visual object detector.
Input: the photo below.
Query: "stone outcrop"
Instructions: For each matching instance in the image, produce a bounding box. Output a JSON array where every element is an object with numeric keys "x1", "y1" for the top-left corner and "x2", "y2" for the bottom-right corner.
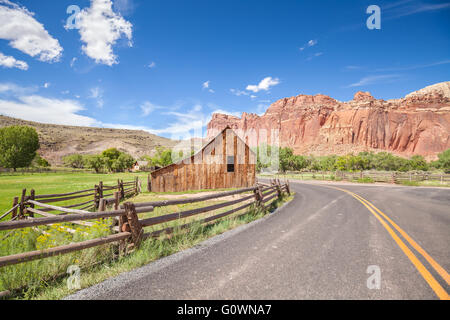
[{"x1": 207, "y1": 82, "x2": 450, "y2": 160}]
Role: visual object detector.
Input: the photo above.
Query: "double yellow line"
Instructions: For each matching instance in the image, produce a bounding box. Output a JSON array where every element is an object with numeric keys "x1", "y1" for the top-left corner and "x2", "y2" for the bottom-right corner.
[{"x1": 329, "y1": 186, "x2": 449, "y2": 300}]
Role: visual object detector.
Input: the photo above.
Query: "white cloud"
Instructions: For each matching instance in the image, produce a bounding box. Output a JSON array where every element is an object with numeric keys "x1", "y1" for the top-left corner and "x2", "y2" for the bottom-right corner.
[
  {"x1": 140, "y1": 101, "x2": 165, "y2": 116},
  {"x1": 148, "y1": 61, "x2": 156, "y2": 68},
  {"x1": 306, "y1": 52, "x2": 323, "y2": 61},
  {"x1": 152, "y1": 105, "x2": 206, "y2": 137},
  {"x1": 256, "y1": 104, "x2": 268, "y2": 116},
  {"x1": 203, "y1": 81, "x2": 214, "y2": 93},
  {"x1": 347, "y1": 74, "x2": 401, "y2": 88},
  {"x1": 0, "y1": 0, "x2": 63, "y2": 62},
  {"x1": 385, "y1": 1, "x2": 450, "y2": 19},
  {"x1": 0, "y1": 95, "x2": 97, "y2": 126},
  {"x1": 0, "y1": 82, "x2": 36, "y2": 95},
  {"x1": 375, "y1": 59, "x2": 450, "y2": 72},
  {"x1": 230, "y1": 88, "x2": 250, "y2": 96},
  {"x1": 299, "y1": 39, "x2": 318, "y2": 51},
  {"x1": 113, "y1": 0, "x2": 134, "y2": 16},
  {"x1": 77, "y1": 0, "x2": 133, "y2": 66},
  {"x1": 70, "y1": 57, "x2": 78, "y2": 68},
  {"x1": 89, "y1": 87, "x2": 104, "y2": 108},
  {"x1": 308, "y1": 39, "x2": 318, "y2": 47},
  {"x1": 344, "y1": 65, "x2": 362, "y2": 70},
  {"x1": 211, "y1": 109, "x2": 241, "y2": 118},
  {"x1": 0, "y1": 52, "x2": 28, "y2": 70},
  {"x1": 246, "y1": 77, "x2": 280, "y2": 93}
]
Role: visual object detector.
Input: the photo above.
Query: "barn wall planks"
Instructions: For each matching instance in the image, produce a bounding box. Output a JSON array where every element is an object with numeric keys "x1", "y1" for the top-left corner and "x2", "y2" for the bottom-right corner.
[{"x1": 150, "y1": 128, "x2": 256, "y2": 192}]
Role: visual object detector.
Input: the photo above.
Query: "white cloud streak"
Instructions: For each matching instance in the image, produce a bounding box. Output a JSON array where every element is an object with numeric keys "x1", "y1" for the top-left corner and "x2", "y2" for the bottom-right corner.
[
  {"x1": 347, "y1": 74, "x2": 401, "y2": 88},
  {"x1": 0, "y1": 95, "x2": 98, "y2": 126},
  {"x1": 89, "y1": 87, "x2": 104, "y2": 108}
]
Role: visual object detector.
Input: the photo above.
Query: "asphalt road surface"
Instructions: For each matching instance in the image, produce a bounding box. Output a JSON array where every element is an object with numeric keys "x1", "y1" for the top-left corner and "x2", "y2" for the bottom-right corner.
[{"x1": 66, "y1": 181, "x2": 450, "y2": 300}]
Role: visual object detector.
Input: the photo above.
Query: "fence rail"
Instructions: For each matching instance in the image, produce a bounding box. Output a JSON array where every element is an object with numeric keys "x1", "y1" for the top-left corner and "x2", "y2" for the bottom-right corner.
[
  {"x1": 277, "y1": 171, "x2": 450, "y2": 184},
  {"x1": 0, "y1": 180, "x2": 290, "y2": 268},
  {"x1": 1, "y1": 178, "x2": 141, "y2": 221}
]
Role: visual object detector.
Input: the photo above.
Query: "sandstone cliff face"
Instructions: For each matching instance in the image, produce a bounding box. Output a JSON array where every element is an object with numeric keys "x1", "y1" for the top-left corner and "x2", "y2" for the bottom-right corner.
[{"x1": 207, "y1": 82, "x2": 450, "y2": 160}]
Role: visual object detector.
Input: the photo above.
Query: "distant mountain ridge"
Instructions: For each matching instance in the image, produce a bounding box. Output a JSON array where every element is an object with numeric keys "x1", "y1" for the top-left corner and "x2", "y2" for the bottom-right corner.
[
  {"x1": 207, "y1": 82, "x2": 450, "y2": 160},
  {"x1": 0, "y1": 115, "x2": 179, "y2": 165}
]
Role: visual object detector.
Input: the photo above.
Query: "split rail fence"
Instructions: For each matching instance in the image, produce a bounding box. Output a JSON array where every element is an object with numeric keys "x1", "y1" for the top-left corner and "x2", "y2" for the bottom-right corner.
[
  {"x1": 0, "y1": 179, "x2": 290, "y2": 268},
  {"x1": 2, "y1": 178, "x2": 141, "y2": 222},
  {"x1": 278, "y1": 171, "x2": 450, "y2": 184}
]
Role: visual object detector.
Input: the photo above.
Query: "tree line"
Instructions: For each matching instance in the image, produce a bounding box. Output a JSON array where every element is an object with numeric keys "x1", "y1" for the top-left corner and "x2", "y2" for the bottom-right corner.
[
  {"x1": 1, "y1": 125, "x2": 448, "y2": 173},
  {"x1": 62, "y1": 146, "x2": 176, "y2": 173},
  {"x1": 255, "y1": 146, "x2": 450, "y2": 173},
  {"x1": 0, "y1": 125, "x2": 176, "y2": 173}
]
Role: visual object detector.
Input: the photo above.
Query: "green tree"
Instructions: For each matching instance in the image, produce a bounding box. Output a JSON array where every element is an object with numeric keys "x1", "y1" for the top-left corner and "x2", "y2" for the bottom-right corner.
[
  {"x1": 112, "y1": 153, "x2": 135, "y2": 172},
  {"x1": 409, "y1": 155, "x2": 428, "y2": 171},
  {"x1": 151, "y1": 147, "x2": 173, "y2": 167},
  {"x1": 0, "y1": 126, "x2": 39, "y2": 171},
  {"x1": 84, "y1": 155, "x2": 105, "y2": 173},
  {"x1": 62, "y1": 154, "x2": 85, "y2": 169},
  {"x1": 101, "y1": 148, "x2": 122, "y2": 172},
  {"x1": 436, "y1": 149, "x2": 450, "y2": 173},
  {"x1": 33, "y1": 154, "x2": 50, "y2": 167},
  {"x1": 279, "y1": 147, "x2": 294, "y2": 172},
  {"x1": 102, "y1": 148, "x2": 121, "y2": 160}
]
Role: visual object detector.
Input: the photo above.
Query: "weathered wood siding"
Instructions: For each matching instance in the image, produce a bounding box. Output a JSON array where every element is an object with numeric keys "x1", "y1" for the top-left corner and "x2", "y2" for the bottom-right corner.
[{"x1": 150, "y1": 129, "x2": 256, "y2": 192}]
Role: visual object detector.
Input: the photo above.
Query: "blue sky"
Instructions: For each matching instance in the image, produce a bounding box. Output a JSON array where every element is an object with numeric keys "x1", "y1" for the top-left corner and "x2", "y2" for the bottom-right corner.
[{"x1": 0, "y1": 0, "x2": 449, "y2": 140}]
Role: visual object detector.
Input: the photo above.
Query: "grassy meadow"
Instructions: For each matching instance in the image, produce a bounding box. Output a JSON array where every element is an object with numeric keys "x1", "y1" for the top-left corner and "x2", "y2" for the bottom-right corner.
[{"x1": 0, "y1": 171, "x2": 150, "y2": 220}]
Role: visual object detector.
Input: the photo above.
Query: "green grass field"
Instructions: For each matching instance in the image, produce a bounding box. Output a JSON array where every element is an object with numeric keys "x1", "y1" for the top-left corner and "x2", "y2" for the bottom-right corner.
[{"x1": 0, "y1": 172, "x2": 149, "y2": 220}]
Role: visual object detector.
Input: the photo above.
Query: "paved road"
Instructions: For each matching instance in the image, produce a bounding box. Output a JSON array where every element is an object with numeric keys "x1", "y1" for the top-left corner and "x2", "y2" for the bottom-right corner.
[{"x1": 67, "y1": 181, "x2": 450, "y2": 300}]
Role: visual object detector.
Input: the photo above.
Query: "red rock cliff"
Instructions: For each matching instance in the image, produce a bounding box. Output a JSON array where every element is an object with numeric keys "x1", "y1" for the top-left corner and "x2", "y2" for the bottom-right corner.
[{"x1": 207, "y1": 82, "x2": 450, "y2": 160}]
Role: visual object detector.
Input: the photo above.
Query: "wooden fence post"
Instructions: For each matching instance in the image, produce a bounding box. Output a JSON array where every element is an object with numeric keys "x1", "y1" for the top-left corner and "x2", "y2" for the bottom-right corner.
[
  {"x1": 147, "y1": 174, "x2": 152, "y2": 192},
  {"x1": 98, "y1": 198, "x2": 106, "y2": 212},
  {"x1": 94, "y1": 184, "x2": 99, "y2": 209},
  {"x1": 275, "y1": 180, "x2": 282, "y2": 198},
  {"x1": 285, "y1": 180, "x2": 291, "y2": 195},
  {"x1": 99, "y1": 181, "x2": 104, "y2": 199},
  {"x1": 123, "y1": 202, "x2": 143, "y2": 249},
  {"x1": 114, "y1": 191, "x2": 120, "y2": 210},
  {"x1": 11, "y1": 197, "x2": 19, "y2": 220},
  {"x1": 19, "y1": 189, "x2": 26, "y2": 220},
  {"x1": 29, "y1": 189, "x2": 35, "y2": 218},
  {"x1": 120, "y1": 180, "x2": 125, "y2": 199},
  {"x1": 253, "y1": 185, "x2": 263, "y2": 207}
]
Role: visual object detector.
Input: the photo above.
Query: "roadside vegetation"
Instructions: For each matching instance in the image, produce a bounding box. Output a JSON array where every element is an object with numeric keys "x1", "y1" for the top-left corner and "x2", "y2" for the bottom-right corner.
[
  {"x1": 1, "y1": 189, "x2": 293, "y2": 300},
  {"x1": 255, "y1": 145, "x2": 450, "y2": 173}
]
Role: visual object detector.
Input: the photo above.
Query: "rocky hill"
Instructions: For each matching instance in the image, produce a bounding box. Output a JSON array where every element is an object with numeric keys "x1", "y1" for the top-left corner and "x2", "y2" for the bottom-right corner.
[
  {"x1": 0, "y1": 115, "x2": 179, "y2": 165},
  {"x1": 207, "y1": 82, "x2": 450, "y2": 160}
]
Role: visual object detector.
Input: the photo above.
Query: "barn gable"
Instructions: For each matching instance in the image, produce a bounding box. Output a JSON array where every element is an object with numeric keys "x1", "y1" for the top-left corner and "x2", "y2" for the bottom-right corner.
[{"x1": 150, "y1": 127, "x2": 256, "y2": 192}]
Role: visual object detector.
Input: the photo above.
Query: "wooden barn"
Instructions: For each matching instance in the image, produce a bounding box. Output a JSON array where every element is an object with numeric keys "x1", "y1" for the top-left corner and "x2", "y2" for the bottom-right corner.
[{"x1": 150, "y1": 127, "x2": 256, "y2": 192}]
